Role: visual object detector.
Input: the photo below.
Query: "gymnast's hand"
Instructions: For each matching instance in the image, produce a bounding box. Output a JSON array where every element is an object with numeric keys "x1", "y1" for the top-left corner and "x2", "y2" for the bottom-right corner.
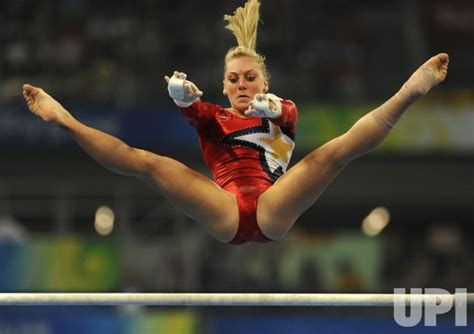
[
  {"x1": 402, "y1": 53, "x2": 449, "y2": 100},
  {"x1": 22, "y1": 84, "x2": 72, "y2": 126},
  {"x1": 165, "y1": 71, "x2": 203, "y2": 107},
  {"x1": 245, "y1": 93, "x2": 282, "y2": 118}
]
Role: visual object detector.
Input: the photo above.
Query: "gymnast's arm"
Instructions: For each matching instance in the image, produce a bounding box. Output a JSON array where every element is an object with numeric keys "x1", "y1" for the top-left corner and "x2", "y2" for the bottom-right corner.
[
  {"x1": 22, "y1": 84, "x2": 154, "y2": 178},
  {"x1": 324, "y1": 53, "x2": 449, "y2": 166},
  {"x1": 177, "y1": 100, "x2": 218, "y2": 130},
  {"x1": 271, "y1": 99, "x2": 298, "y2": 129},
  {"x1": 165, "y1": 71, "x2": 215, "y2": 129},
  {"x1": 245, "y1": 93, "x2": 298, "y2": 130}
]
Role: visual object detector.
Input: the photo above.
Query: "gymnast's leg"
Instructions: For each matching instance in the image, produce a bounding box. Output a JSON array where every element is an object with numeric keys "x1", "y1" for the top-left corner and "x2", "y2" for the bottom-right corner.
[
  {"x1": 22, "y1": 84, "x2": 239, "y2": 242},
  {"x1": 256, "y1": 53, "x2": 449, "y2": 240}
]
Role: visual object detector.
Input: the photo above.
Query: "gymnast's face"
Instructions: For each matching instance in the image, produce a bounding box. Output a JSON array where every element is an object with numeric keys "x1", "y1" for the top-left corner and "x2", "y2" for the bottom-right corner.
[{"x1": 223, "y1": 56, "x2": 269, "y2": 114}]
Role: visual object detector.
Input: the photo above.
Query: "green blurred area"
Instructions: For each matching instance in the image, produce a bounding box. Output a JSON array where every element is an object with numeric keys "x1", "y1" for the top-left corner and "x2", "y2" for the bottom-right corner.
[{"x1": 297, "y1": 96, "x2": 473, "y2": 154}]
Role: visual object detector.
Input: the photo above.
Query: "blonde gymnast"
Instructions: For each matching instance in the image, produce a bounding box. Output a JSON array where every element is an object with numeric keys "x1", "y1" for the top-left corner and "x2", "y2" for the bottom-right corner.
[{"x1": 23, "y1": 0, "x2": 448, "y2": 244}]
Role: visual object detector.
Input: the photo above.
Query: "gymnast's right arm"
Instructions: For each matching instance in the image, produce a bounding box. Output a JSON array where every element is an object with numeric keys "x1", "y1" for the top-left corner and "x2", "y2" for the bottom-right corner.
[
  {"x1": 22, "y1": 84, "x2": 153, "y2": 178},
  {"x1": 165, "y1": 71, "x2": 215, "y2": 129}
]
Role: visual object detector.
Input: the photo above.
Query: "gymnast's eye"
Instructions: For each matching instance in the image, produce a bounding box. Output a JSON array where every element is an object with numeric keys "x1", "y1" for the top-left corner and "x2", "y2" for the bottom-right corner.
[
  {"x1": 228, "y1": 77, "x2": 238, "y2": 84},
  {"x1": 246, "y1": 75, "x2": 256, "y2": 82}
]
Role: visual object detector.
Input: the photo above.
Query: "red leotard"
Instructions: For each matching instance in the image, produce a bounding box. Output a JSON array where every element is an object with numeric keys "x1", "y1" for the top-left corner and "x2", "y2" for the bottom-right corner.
[{"x1": 178, "y1": 99, "x2": 298, "y2": 244}]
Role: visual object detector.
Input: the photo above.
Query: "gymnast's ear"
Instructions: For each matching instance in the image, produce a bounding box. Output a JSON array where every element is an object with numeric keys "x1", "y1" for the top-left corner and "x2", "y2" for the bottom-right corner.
[{"x1": 222, "y1": 79, "x2": 228, "y2": 96}]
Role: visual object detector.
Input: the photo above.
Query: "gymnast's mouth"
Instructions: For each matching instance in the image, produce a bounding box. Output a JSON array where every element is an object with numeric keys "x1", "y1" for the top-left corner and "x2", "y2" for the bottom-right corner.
[{"x1": 237, "y1": 95, "x2": 250, "y2": 99}]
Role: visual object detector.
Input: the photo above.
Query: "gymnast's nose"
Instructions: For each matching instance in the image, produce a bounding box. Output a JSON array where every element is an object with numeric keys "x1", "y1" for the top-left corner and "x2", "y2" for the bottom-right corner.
[{"x1": 238, "y1": 78, "x2": 247, "y2": 90}]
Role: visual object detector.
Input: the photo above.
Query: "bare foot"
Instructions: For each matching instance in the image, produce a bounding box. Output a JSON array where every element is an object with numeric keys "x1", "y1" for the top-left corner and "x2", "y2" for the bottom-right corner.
[
  {"x1": 22, "y1": 84, "x2": 71, "y2": 125},
  {"x1": 403, "y1": 53, "x2": 449, "y2": 99}
]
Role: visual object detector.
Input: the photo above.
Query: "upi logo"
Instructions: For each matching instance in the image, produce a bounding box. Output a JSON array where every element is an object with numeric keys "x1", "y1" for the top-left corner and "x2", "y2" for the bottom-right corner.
[{"x1": 393, "y1": 288, "x2": 467, "y2": 327}]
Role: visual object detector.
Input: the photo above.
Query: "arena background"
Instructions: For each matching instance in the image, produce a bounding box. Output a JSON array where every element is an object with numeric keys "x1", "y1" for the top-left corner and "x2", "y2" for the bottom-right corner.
[{"x1": 0, "y1": 0, "x2": 472, "y2": 333}]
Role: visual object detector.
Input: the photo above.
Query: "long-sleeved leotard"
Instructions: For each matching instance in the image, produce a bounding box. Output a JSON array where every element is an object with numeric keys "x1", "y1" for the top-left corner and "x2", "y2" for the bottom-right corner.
[{"x1": 178, "y1": 99, "x2": 298, "y2": 244}]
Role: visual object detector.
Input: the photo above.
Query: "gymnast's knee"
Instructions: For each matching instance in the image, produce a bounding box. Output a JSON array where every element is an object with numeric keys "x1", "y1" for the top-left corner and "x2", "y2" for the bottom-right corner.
[{"x1": 305, "y1": 146, "x2": 349, "y2": 173}]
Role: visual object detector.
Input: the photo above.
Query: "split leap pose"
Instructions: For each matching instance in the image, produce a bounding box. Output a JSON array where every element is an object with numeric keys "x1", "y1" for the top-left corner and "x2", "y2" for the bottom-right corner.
[{"x1": 23, "y1": 0, "x2": 448, "y2": 244}]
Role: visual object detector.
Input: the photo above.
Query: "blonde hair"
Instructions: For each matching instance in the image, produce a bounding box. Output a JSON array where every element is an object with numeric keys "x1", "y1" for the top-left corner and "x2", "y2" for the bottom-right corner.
[{"x1": 223, "y1": 0, "x2": 270, "y2": 81}]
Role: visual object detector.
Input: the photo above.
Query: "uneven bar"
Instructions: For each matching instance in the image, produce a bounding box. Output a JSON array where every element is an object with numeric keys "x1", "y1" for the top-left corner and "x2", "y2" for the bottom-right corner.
[{"x1": 0, "y1": 293, "x2": 473, "y2": 306}]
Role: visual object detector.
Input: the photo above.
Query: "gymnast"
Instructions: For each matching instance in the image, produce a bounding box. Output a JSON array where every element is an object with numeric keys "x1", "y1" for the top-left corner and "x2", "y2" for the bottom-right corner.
[{"x1": 22, "y1": 0, "x2": 448, "y2": 245}]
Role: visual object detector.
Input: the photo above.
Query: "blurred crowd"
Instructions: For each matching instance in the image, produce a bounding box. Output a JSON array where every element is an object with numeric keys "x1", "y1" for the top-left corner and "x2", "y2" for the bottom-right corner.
[
  {"x1": 2, "y1": 0, "x2": 473, "y2": 107},
  {"x1": 119, "y1": 222, "x2": 474, "y2": 294},
  {"x1": 1, "y1": 199, "x2": 472, "y2": 294}
]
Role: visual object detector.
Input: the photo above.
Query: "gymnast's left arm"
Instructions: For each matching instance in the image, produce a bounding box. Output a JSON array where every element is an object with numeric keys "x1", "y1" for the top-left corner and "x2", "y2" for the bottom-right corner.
[
  {"x1": 326, "y1": 53, "x2": 449, "y2": 165},
  {"x1": 245, "y1": 93, "x2": 298, "y2": 128}
]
